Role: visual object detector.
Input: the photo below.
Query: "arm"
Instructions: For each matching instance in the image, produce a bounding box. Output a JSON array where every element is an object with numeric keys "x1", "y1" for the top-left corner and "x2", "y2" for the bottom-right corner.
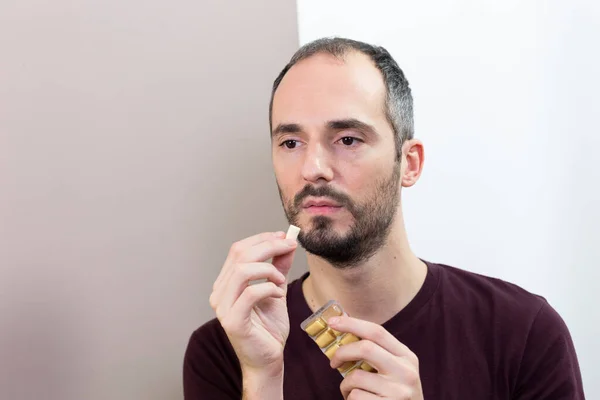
[
  {"x1": 241, "y1": 366, "x2": 284, "y2": 400},
  {"x1": 513, "y1": 301, "x2": 585, "y2": 399},
  {"x1": 183, "y1": 322, "x2": 285, "y2": 400}
]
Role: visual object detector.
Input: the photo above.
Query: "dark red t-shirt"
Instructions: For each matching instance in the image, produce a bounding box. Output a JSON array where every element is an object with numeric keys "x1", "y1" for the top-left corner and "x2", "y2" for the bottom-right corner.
[{"x1": 183, "y1": 261, "x2": 584, "y2": 399}]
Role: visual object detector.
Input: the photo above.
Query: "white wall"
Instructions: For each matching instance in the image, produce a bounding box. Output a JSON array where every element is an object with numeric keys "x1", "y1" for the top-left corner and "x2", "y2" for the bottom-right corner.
[
  {"x1": 297, "y1": 0, "x2": 599, "y2": 397},
  {"x1": 0, "y1": 1, "x2": 299, "y2": 399}
]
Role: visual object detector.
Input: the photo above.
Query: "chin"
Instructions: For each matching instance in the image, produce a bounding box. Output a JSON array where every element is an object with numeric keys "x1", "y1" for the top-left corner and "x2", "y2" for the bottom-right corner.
[{"x1": 306, "y1": 215, "x2": 353, "y2": 234}]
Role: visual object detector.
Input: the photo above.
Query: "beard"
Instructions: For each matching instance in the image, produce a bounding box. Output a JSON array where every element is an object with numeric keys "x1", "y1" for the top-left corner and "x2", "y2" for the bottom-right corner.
[{"x1": 278, "y1": 164, "x2": 401, "y2": 268}]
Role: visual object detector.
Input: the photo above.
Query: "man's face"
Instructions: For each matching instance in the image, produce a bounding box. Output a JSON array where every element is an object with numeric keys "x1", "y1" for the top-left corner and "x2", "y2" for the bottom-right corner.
[{"x1": 271, "y1": 52, "x2": 401, "y2": 268}]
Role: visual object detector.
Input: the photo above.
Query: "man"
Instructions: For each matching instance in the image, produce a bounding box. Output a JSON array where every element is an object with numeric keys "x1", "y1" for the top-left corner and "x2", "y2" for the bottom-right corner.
[{"x1": 183, "y1": 38, "x2": 584, "y2": 399}]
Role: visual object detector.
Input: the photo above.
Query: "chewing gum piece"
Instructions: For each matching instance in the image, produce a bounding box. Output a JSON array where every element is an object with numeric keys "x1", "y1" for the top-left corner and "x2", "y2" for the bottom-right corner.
[
  {"x1": 286, "y1": 225, "x2": 300, "y2": 240},
  {"x1": 324, "y1": 343, "x2": 339, "y2": 359},
  {"x1": 305, "y1": 318, "x2": 327, "y2": 336},
  {"x1": 315, "y1": 328, "x2": 337, "y2": 348},
  {"x1": 338, "y1": 362, "x2": 357, "y2": 373},
  {"x1": 339, "y1": 333, "x2": 360, "y2": 346},
  {"x1": 360, "y1": 362, "x2": 376, "y2": 372}
]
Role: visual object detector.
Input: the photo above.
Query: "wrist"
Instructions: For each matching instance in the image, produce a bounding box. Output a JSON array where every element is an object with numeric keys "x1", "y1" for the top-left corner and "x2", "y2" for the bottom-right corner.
[{"x1": 241, "y1": 362, "x2": 284, "y2": 400}]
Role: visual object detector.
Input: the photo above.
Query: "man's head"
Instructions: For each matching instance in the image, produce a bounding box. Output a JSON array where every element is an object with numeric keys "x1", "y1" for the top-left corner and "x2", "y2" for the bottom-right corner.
[{"x1": 270, "y1": 37, "x2": 423, "y2": 268}]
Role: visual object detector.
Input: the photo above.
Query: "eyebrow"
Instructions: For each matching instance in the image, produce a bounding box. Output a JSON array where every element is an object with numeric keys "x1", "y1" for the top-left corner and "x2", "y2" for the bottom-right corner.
[
  {"x1": 272, "y1": 123, "x2": 302, "y2": 138},
  {"x1": 272, "y1": 118, "x2": 377, "y2": 138},
  {"x1": 327, "y1": 119, "x2": 377, "y2": 136}
]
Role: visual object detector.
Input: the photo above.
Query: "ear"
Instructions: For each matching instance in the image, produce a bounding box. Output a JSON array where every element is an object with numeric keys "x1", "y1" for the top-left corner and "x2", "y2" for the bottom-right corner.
[{"x1": 401, "y1": 139, "x2": 425, "y2": 188}]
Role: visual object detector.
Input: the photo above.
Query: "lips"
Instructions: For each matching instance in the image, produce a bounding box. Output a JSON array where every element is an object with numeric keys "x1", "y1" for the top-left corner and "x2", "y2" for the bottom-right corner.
[{"x1": 302, "y1": 198, "x2": 342, "y2": 208}]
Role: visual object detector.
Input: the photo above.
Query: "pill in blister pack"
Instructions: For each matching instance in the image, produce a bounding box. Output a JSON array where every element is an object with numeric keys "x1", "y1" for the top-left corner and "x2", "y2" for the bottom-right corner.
[{"x1": 300, "y1": 300, "x2": 376, "y2": 376}]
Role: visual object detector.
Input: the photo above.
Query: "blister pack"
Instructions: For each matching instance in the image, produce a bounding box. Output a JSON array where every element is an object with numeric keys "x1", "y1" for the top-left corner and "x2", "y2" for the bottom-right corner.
[{"x1": 300, "y1": 300, "x2": 376, "y2": 376}]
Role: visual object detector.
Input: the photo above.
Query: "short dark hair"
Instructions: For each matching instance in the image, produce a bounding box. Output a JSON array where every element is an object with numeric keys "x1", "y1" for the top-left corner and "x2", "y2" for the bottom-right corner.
[{"x1": 269, "y1": 37, "x2": 414, "y2": 160}]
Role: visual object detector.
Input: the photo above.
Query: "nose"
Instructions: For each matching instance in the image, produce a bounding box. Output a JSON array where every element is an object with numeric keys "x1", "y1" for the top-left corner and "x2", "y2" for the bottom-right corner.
[{"x1": 301, "y1": 141, "x2": 334, "y2": 184}]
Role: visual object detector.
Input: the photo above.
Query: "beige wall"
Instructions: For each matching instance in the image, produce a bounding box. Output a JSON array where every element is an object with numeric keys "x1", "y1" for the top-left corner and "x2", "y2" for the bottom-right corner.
[{"x1": 0, "y1": 1, "x2": 301, "y2": 399}]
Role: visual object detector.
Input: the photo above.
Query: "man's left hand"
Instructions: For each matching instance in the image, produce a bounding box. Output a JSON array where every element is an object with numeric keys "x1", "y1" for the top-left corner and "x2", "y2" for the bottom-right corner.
[{"x1": 328, "y1": 316, "x2": 424, "y2": 400}]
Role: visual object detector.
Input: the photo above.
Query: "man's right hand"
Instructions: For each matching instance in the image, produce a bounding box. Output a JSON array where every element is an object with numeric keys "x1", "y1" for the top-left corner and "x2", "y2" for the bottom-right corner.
[{"x1": 209, "y1": 231, "x2": 298, "y2": 382}]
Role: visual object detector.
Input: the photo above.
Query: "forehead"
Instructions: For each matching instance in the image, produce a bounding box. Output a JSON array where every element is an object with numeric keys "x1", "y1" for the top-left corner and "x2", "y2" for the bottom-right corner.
[{"x1": 272, "y1": 51, "x2": 387, "y2": 128}]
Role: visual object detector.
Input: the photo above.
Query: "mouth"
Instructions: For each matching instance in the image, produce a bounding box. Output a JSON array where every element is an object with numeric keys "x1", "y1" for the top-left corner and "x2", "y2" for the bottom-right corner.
[{"x1": 302, "y1": 198, "x2": 344, "y2": 215}]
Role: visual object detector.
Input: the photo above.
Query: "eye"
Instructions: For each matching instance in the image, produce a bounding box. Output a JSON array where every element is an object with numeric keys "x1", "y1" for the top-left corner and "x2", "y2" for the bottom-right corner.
[
  {"x1": 281, "y1": 140, "x2": 298, "y2": 149},
  {"x1": 339, "y1": 137, "x2": 361, "y2": 146}
]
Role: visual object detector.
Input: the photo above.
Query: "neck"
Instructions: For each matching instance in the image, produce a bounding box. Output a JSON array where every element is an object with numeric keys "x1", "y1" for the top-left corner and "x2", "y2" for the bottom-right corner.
[{"x1": 302, "y1": 211, "x2": 427, "y2": 325}]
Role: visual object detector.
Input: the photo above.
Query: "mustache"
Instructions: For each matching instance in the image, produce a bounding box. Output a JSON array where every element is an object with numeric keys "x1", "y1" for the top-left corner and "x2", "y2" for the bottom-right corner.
[{"x1": 293, "y1": 184, "x2": 355, "y2": 213}]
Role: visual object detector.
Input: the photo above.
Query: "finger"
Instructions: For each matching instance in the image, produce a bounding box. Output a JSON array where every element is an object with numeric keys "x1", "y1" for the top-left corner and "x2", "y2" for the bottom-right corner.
[
  {"x1": 233, "y1": 231, "x2": 286, "y2": 250},
  {"x1": 215, "y1": 232, "x2": 285, "y2": 289},
  {"x1": 224, "y1": 231, "x2": 285, "y2": 267},
  {"x1": 224, "y1": 281, "x2": 285, "y2": 328},
  {"x1": 329, "y1": 315, "x2": 413, "y2": 359},
  {"x1": 341, "y1": 369, "x2": 381, "y2": 398},
  {"x1": 216, "y1": 263, "x2": 286, "y2": 316},
  {"x1": 346, "y1": 389, "x2": 379, "y2": 400},
  {"x1": 241, "y1": 238, "x2": 297, "y2": 263},
  {"x1": 271, "y1": 246, "x2": 297, "y2": 288},
  {"x1": 346, "y1": 386, "x2": 411, "y2": 400},
  {"x1": 331, "y1": 339, "x2": 397, "y2": 374},
  {"x1": 341, "y1": 369, "x2": 389, "y2": 398},
  {"x1": 343, "y1": 387, "x2": 380, "y2": 400}
]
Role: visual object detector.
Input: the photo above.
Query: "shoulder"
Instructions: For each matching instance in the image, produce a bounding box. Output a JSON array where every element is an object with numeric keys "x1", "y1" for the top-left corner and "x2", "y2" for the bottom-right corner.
[
  {"x1": 432, "y1": 261, "x2": 546, "y2": 318},
  {"x1": 431, "y1": 262, "x2": 582, "y2": 375},
  {"x1": 428, "y1": 261, "x2": 550, "y2": 353},
  {"x1": 185, "y1": 317, "x2": 241, "y2": 369},
  {"x1": 430, "y1": 262, "x2": 584, "y2": 395},
  {"x1": 190, "y1": 317, "x2": 229, "y2": 346},
  {"x1": 513, "y1": 299, "x2": 584, "y2": 398},
  {"x1": 436, "y1": 262, "x2": 573, "y2": 345},
  {"x1": 183, "y1": 318, "x2": 242, "y2": 398}
]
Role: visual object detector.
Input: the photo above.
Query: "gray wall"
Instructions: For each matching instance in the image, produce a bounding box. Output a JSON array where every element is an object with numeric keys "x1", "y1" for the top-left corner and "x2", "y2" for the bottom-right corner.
[{"x1": 0, "y1": 1, "x2": 301, "y2": 399}]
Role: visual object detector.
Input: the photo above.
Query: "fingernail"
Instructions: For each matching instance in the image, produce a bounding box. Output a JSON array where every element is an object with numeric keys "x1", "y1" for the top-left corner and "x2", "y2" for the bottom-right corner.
[
  {"x1": 274, "y1": 231, "x2": 286, "y2": 237},
  {"x1": 284, "y1": 239, "x2": 297, "y2": 246},
  {"x1": 328, "y1": 317, "x2": 340, "y2": 325}
]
